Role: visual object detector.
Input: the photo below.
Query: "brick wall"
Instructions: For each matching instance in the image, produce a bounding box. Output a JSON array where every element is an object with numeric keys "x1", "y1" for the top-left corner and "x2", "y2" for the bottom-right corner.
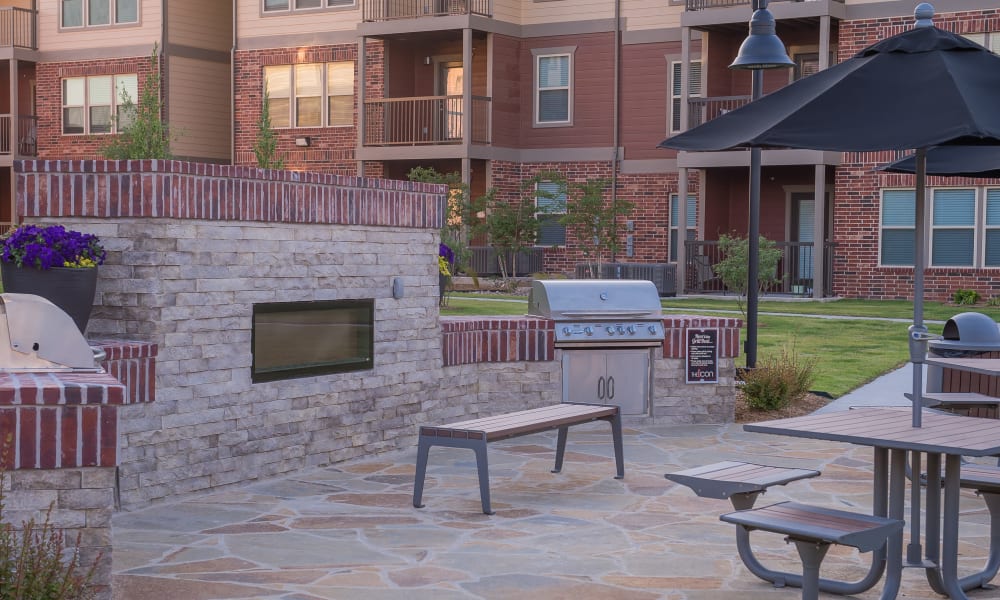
[
  {"x1": 233, "y1": 41, "x2": 384, "y2": 174},
  {"x1": 489, "y1": 161, "x2": 697, "y2": 275},
  {"x1": 36, "y1": 56, "x2": 157, "y2": 160}
]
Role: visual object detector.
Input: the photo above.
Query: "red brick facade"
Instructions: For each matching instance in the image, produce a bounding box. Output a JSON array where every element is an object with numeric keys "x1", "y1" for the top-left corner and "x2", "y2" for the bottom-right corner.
[
  {"x1": 35, "y1": 56, "x2": 157, "y2": 160},
  {"x1": 831, "y1": 12, "x2": 1000, "y2": 301},
  {"x1": 232, "y1": 42, "x2": 385, "y2": 175}
]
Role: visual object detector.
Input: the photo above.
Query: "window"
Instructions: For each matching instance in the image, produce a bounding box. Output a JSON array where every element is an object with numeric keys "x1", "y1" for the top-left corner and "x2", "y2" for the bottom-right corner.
[
  {"x1": 536, "y1": 181, "x2": 567, "y2": 246},
  {"x1": 669, "y1": 60, "x2": 702, "y2": 133},
  {"x1": 62, "y1": 0, "x2": 137, "y2": 27},
  {"x1": 669, "y1": 194, "x2": 697, "y2": 261},
  {"x1": 931, "y1": 188, "x2": 975, "y2": 266},
  {"x1": 535, "y1": 54, "x2": 571, "y2": 125},
  {"x1": 962, "y1": 32, "x2": 1000, "y2": 54},
  {"x1": 62, "y1": 74, "x2": 137, "y2": 135},
  {"x1": 880, "y1": 187, "x2": 1000, "y2": 268},
  {"x1": 263, "y1": 0, "x2": 354, "y2": 12},
  {"x1": 265, "y1": 62, "x2": 355, "y2": 129}
]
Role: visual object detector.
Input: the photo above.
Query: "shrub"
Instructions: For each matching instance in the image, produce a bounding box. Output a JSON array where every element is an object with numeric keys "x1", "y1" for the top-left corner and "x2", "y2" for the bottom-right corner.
[
  {"x1": 988, "y1": 295, "x2": 1000, "y2": 307},
  {"x1": 739, "y1": 346, "x2": 817, "y2": 411},
  {"x1": 952, "y1": 289, "x2": 980, "y2": 305},
  {"x1": 0, "y1": 470, "x2": 98, "y2": 600}
]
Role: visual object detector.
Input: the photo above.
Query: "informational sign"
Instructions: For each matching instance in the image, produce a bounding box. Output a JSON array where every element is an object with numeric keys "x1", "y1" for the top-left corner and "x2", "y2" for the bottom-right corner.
[{"x1": 686, "y1": 328, "x2": 719, "y2": 384}]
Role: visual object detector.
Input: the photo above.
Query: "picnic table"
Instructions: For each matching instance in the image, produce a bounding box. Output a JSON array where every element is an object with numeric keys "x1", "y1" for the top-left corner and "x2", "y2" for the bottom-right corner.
[{"x1": 745, "y1": 407, "x2": 1000, "y2": 599}]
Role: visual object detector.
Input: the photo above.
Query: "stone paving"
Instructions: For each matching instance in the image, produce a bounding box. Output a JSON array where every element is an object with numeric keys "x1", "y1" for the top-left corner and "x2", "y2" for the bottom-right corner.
[{"x1": 111, "y1": 422, "x2": 996, "y2": 599}]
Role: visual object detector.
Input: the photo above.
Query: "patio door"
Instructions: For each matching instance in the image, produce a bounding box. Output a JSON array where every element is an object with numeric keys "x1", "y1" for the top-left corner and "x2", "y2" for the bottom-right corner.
[
  {"x1": 437, "y1": 62, "x2": 463, "y2": 141},
  {"x1": 791, "y1": 193, "x2": 831, "y2": 289}
]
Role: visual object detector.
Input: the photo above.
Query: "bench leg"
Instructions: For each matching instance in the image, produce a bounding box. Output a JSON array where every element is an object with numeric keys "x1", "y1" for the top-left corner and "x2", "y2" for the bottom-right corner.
[
  {"x1": 792, "y1": 539, "x2": 831, "y2": 600},
  {"x1": 413, "y1": 435, "x2": 432, "y2": 509},
  {"x1": 472, "y1": 439, "x2": 494, "y2": 515},
  {"x1": 552, "y1": 425, "x2": 569, "y2": 473},
  {"x1": 608, "y1": 413, "x2": 625, "y2": 479}
]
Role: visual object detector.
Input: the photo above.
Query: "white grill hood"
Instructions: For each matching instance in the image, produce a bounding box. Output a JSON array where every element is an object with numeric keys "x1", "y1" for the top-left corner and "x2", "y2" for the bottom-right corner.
[
  {"x1": 527, "y1": 279, "x2": 663, "y2": 320},
  {"x1": 0, "y1": 293, "x2": 101, "y2": 372}
]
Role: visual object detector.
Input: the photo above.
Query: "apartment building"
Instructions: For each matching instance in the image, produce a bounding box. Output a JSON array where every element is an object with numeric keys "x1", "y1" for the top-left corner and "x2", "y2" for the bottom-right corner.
[{"x1": 7, "y1": 0, "x2": 1000, "y2": 301}]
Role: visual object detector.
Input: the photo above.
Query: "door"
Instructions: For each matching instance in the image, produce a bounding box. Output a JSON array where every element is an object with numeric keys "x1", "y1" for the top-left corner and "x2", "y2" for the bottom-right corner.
[
  {"x1": 437, "y1": 62, "x2": 463, "y2": 141},
  {"x1": 562, "y1": 350, "x2": 650, "y2": 415},
  {"x1": 791, "y1": 194, "x2": 815, "y2": 284}
]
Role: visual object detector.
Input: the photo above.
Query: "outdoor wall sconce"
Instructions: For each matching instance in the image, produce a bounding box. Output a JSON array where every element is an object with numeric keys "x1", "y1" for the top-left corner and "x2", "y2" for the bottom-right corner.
[
  {"x1": 295, "y1": 136, "x2": 311, "y2": 147},
  {"x1": 424, "y1": 56, "x2": 432, "y2": 65}
]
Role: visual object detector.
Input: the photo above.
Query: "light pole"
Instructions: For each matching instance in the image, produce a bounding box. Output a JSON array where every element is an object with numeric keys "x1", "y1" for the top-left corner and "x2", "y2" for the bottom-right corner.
[{"x1": 728, "y1": 0, "x2": 793, "y2": 368}]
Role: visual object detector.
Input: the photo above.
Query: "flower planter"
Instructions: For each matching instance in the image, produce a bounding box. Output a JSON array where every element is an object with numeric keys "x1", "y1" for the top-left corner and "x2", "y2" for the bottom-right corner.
[{"x1": 1, "y1": 262, "x2": 98, "y2": 334}]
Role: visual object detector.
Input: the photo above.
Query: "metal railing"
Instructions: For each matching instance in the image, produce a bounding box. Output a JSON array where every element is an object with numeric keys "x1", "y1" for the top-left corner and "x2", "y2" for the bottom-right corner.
[
  {"x1": 467, "y1": 246, "x2": 543, "y2": 277},
  {"x1": 363, "y1": 0, "x2": 491, "y2": 21},
  {"x1": 363, "y1": 95, "x2": 491, "y2": 146},
  {"x1": 0, "y1": 114, "x2": 38, "y2": 156},
  {"x1": 0, "y1": 7, "x2": 35, "y2": 49},
  {"x1": 685, "y1": 0, "x2": 842, "y2": 11},
  {"x1": 684, "y1": 239, "x2": 836, "y2": 297},
  {"x1": 688, "y1": 95, "x2": 751, "y2": 129}
]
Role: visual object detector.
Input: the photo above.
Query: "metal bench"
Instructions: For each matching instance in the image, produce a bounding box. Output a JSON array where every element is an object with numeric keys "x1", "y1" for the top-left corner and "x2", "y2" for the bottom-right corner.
[
  {"x1": 413, "y1": 402, "x2": 624, "y2": 514},
  {"x1": 721, "y1": 502, "x2": 903, "y2": 600}
]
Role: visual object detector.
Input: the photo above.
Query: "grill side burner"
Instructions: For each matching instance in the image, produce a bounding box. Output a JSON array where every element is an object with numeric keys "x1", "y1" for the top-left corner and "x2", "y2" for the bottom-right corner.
[
  {"x1": 528, "y1": 279, "x2": 666, "y2": 415},
  {"x1": 0, "y1": 293, "x2": 102, "y2": 372}
]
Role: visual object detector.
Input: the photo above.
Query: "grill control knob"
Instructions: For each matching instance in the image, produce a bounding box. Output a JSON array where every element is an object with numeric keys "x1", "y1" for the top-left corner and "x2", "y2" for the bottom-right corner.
[
  {"x1": 626, "y1": 325, "x2": 636, "y2": 334},
  {"x1": 648, "y1": 325, "x2": 658, "y2": 335},
  {"x1": 562, "y1": 326, "x2": 572, "y2": 335},
  {"x1": 606, "y1": 326, "x2": 616, "y2": 335},
  {"x1": 617, "y1": 325, "x2": 626, "y2": 334},
  {"x1": 584, "y1": 326, "x2": 594, "y2": 335}
]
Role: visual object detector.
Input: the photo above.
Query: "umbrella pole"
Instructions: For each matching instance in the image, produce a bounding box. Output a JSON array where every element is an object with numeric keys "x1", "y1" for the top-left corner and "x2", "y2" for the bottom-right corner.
[{"x1": 909, "y1": 148, "x2": 928, "y2": 428}]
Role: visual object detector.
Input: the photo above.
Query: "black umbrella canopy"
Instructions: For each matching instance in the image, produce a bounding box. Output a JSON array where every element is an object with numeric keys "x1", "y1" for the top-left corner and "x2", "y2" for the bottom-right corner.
[
  {"x1": 658, "y1": 25, "x2": 1000, "y2": 152},
  {"x1": 881, "y1": 146, "x2": 1000, "y2": 178}
]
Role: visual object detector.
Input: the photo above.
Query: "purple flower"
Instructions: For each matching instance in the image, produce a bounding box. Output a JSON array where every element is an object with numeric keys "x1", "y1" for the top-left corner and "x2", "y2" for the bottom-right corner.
[
  {"x1": 1, "y1": 224, "x2": 106, "y2": 270},
  {"x1": 439, "y1": 243, "x2": 455, "y2": 265}
]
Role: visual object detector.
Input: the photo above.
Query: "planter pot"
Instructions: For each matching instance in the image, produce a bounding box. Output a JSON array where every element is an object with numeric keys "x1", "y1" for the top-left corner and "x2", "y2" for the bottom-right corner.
[{"x1": 0, "y1": 262, "x2": 98, "y2": 334}]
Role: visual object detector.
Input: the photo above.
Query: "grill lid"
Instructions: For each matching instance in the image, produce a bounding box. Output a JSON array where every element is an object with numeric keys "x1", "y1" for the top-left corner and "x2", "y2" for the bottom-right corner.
[
  {"x1": 527, "y1": 279, "x2": 663, "y2": 320},
  {"x1": 0, "y1": 293, "x2": 100, "y2": 372}
]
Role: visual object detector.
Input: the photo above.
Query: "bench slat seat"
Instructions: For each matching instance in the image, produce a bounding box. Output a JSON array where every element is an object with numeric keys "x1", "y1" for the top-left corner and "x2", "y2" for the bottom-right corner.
[
  {"x1": 721, "y1": 501, "x2": 902, "y2": 553},
  {"x1": 959, "y1": 463, "x2": 1000, "y2": 493},
  {"x1": 666, "y1": 461, "x2": 820, "y2": 506},
  {"x1": 414, "y1": 402, "x2": 624, "y2": 514}
]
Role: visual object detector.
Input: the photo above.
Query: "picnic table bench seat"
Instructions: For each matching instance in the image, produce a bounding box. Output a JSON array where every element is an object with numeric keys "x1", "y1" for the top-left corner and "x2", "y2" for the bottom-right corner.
[
  {"x1": 905, "y1": 391, "x2": 1000, "y2": 418},
  {"x1": 665, "y1": 460, "x2": 821, "y2": 509},
  {"x1": 721, "y1": 502, "x2": 903, "y2": 600},
  {"x1": 413, "y1": 402, "x2": 624, "y2": 514}
]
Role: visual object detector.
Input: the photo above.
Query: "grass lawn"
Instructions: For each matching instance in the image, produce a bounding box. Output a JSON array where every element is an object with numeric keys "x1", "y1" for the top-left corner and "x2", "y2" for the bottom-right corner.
[{"x1": 440, "y1": 292, "x2": 989, "y2": 398}]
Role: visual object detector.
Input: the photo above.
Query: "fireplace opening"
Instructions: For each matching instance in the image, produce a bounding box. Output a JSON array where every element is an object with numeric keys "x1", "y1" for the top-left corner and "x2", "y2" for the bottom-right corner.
[{"x1": 252, "y1": 299, "x2": 374, "y2": 383}]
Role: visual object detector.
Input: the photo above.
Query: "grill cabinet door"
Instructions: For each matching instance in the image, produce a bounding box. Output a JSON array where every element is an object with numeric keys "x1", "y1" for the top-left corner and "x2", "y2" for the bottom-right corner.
[{"x1": 562, "y1": 350, "x2": 650, "y2": 415}]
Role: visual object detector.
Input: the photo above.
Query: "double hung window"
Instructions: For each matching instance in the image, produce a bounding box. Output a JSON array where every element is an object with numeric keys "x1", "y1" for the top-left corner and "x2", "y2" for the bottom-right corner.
[
  {"x1": 669, "y1": 61, "x2": 702, "y2": 133},
  {"x1": 536, "y1": 181, "x2": 567, "y2": 246},
  {"x1": 669, "y1": 194, "x2": 697, "y2": 261},
  {"x1": 263, "y1": 0, "x2": 355, "y2": 12},
  {"x1": 880, "y1": 187, "x2": 1000, "y2": 267},
  {"x1": 264, "y1": 62, "x2": 355, "y2": 128},
  {"x1": 62, "y1": 74, "x2": 137, "y2": 135},
  {"x1": 534, "y1": 52, "x2": 572, "y2": 126},
  {"x1": 62, "y1": 0, "x2": 138, "y2": 27}
]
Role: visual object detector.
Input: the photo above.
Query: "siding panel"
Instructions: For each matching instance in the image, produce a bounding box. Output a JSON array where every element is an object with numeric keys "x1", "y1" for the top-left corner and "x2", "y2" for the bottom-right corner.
[
  {"x1": 167, "y1": 57, "x2": 231, "y2": 161},
  {"x1": 168, "y1": 0, "x2": 233, "y2": 52}
]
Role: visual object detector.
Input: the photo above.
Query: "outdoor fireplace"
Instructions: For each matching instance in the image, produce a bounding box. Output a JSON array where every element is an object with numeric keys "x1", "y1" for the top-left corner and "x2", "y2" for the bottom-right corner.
[{"x1": 251, "y1": 299, "x2": 374, "y2": 383}]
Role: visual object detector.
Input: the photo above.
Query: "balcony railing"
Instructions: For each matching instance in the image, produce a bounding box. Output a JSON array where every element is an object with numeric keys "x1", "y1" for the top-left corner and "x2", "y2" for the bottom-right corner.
[
  {"x1": 0, "y1": 7, "x2": 36, "y2": 49},
  {"x1": 0, "y1": 115, "x2": 37, "y2": 156},
  {"x1": 363, "y1": 0, "x2": 491, "y2": 21},
  {"x1": 686, "y1": 0, "x2": 842, "y2": 11},
  {"x1": 363, "y1": 95, "x2": 491, "y2": 146},
  {"x1": 687, "y1": 95, "x2": 751, "y2": 129},
  {"x1": 684, "y1": 239, "x2": 836, "y2": 297}
]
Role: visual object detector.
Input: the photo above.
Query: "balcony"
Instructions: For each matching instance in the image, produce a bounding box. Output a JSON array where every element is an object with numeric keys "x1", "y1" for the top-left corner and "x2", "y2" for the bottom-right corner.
[
  {"x1": 363, "y1": 0, "x2": 491, "y2": 22},
  {"x1": 0, "y1": 114, "x2": 37, "y2": 156},
  {"x1": 684, "y1": 239, "x2": 836, "y2": 297},
  {"x1": 0, "y1": 7, "x2": 36, "y2": 50},
  {"x1": 687, "y1": 95, "x2": 751, "y2": 129},
  {"x1": 685, "y1": 0, "x2": 841, "y2": 11},
  {"x1": 363, "y1": 95, "x2": 490, "y2": 146}
]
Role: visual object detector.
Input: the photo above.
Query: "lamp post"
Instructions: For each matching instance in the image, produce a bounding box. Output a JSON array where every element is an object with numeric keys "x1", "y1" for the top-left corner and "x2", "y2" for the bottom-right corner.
[{"x1": 728, "y1": 0, "x2": 794, "y2": 368}]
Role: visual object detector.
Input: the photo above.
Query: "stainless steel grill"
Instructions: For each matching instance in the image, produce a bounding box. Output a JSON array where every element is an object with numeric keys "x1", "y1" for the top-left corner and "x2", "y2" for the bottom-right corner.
[
  {"x1": 528, "y1": 280, "x2": 665, "y2": 416},
  {"x1": 527, "y1": 279, "x2": 665, "y2": 347},
  {"x1": 0, "y1": 293, "x2": 104, "y2": 372}
]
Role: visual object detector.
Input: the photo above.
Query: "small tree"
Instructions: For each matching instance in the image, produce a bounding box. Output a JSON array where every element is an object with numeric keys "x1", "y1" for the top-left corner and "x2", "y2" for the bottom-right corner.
[
  {"x1": 406, "y1": 167, "x2": 473, "y2": 273},
  {"x1": 101, "y1": 43, "x2": 172, "y2": 160},
  {"x1": 560, "y1": 178, "x2": 633, "y2": 278},
  {"x1": 253, "y1": 88, "x2": 284, "y2": 169},
  {"x1": 713, "y1": 233, "x2": 783, "y2": 319}
]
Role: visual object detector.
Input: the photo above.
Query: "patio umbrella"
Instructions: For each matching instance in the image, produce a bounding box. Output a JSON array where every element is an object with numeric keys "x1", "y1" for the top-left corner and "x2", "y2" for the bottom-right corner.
[
  {"x1": 880, "y1": 146, "x2": 1000, "y2": 178},
  {"x1": 659, "y1": 4, "x2": 1000, "y2": 427}
]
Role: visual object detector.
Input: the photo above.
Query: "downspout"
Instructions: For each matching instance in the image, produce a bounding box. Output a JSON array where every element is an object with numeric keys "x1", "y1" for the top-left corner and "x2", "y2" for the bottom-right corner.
[
  {"x1": 231, "y1": 0, "x2": 237, "y2": 165},
  {"x1": 610, "y1": 0, "x2": 621, "y2": 265}
]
